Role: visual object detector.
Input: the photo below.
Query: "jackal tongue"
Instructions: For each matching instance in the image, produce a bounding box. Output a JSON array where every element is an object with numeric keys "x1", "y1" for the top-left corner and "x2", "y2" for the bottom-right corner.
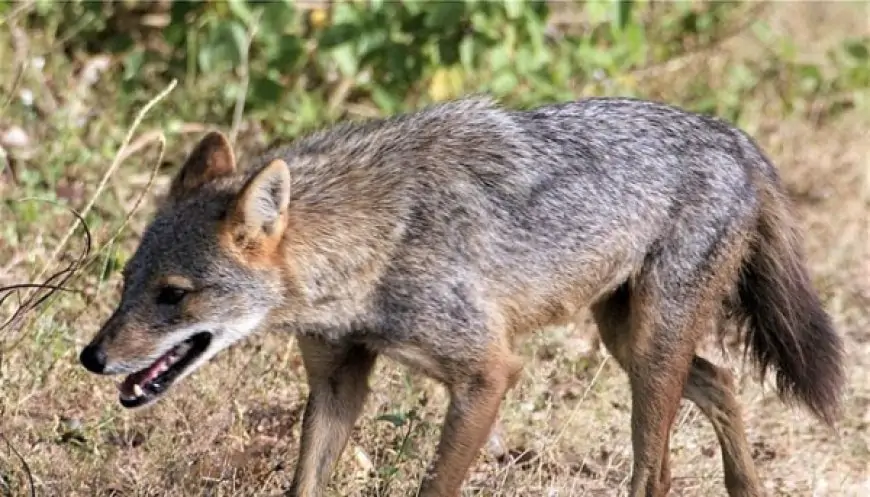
[{"x1": 118, "y1": 353, "x2": 172, "y2": 397}]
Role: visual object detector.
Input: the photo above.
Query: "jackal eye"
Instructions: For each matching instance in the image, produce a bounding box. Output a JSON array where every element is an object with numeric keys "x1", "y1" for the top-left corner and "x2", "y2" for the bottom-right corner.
[{"x1": 156, "y1": 286, "x2": 188, "y2": 306}]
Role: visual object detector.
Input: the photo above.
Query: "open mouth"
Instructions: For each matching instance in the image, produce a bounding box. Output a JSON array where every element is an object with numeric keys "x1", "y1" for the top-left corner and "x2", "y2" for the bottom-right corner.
[{"x1": 118, "y1": 332, "x2": 212, "y2": 408}]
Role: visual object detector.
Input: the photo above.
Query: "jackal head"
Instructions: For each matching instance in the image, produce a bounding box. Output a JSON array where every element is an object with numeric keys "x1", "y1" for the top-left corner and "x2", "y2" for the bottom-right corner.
[{"x1": 79, "y1": 131, "x2": 292, "y2": 408}]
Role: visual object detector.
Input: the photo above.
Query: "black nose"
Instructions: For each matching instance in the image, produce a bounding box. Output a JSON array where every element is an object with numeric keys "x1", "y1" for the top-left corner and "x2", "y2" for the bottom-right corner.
[{"x1": 79, "y1": 344, "x2": 107, "y2": 374}]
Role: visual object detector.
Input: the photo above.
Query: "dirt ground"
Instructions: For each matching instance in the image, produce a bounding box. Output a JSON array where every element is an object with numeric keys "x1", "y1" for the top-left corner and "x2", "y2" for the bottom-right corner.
[{"x1": 1, "y1": 3, "x2": 868, "y2": 497}]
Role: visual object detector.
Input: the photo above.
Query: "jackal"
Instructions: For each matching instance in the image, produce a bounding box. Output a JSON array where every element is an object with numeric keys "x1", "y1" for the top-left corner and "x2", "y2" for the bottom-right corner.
[{"x1": 80, "y1": 96, "x2": 844, "y2": 497}]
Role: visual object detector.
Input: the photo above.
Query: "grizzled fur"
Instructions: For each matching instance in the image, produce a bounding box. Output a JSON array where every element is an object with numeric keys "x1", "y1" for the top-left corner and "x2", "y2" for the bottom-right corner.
[{"x1": 81, "y1": 96, "x2": 844, "y2": 497}]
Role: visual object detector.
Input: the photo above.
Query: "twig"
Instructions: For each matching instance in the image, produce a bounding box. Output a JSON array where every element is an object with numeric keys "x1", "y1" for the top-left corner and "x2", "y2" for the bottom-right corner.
[
  {"x1": 327, "y1": 76, "x2": 355, "y2": 117},
  {"x1": 0, "y1": 60, "x2": 26, "y2": 114},
  {"x1": 0, "y1": 89, "x2": 172, "y2": 343},
  {"x1": 28, "y1": 79, "x2": 177, "y2": 294},
  {"x1": 0, "y1": 0, "x2": 36, "y2": 28},
  {"x1": 493, "y1": 355, "x2": 611, "y2": 478},
  {"x1": 0, "y1": 199, "x2": 92, "y2": 340},
  {"x1": 378, "y1": 411, "x2": 418, "y2": 497},
  {"x1": 92, "y1": 133, "x2": 168, "y2": 268},
  {"x1": 344, "y1": 102, "x2": 383, "y2": 119},
  {"x1": 0, "y1": 283, "x2": 78, "y2": 300},
  {"x1": 114, "y1": 124, "x2": 208, "y2": 167},
  {"x1": 1, "y1": 433, "x2": 36, "y2": 497},
  {"x1": 26, "y1": 132, "x2": 168, "y2": 337},
  {"x1": 230, "y1": 15, "x2": 261, "y2": 145}
]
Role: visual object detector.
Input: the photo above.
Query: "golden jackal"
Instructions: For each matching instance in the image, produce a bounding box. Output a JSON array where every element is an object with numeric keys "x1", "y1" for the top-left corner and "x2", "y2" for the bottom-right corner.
[{"x1": 80, "y1": 97, "x2": 844, "y2": 497}]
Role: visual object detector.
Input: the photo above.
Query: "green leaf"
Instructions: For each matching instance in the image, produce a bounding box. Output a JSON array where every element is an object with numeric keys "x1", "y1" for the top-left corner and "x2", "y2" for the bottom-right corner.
[
  {"x1": 574, "y1": 41, "x2": 614, "y2": 72},
  {"x1": 227, "y1": 0, "x2": 256, "y2": 26},
  {"x1": 294, "y1": 93, "x2": 327, "y2": 129},
  {"x1": 356, "y1": 29, "x2": 388, "y2": 59},
  {"x1": 331, "y1": 2, "x2": 363, "y2": 24},
  {"x1": 330, "y1": 44, "x2": 358, "y2": 77},
  {"x1": 488, "y1": 44, "x2": 512, "y2": 72},
  {"x1": 370, "y1": 86, "x2": 396, "y2": 113},
  {"x1": 584, "y1": 0, "x2": 610, "y2": 25},
  {"x1": 490, "y1": 72, "x2": 518, "y2": 95},
  {"x1": 425, "y1": 2, "x2": 466, "y2": 28},
  {"x1": 122, "y1": 49, "x2": 145, "y2": 81},
  {"x1": 797, "y1": 64, "x2": 823, "y2": 94},
  {"x1": 378, "y1": 465, "x2": 400, "y2": 478},
  {"x1": 249, "y1": 74, "x2": 285, "y2": 105},
  {"x1": 258, "y1": 2, "x2": 298, "y2": 36},
  {"x1": 100, "y1": 250, "x2": 122, "y2": 282},
  {"x1": 469, "y1": 9, "x2": 501, "y2": 39},
  {"x1": 459, "y1": 36, "x2": 476, "y2": 71},
  {"x1": 273, "y1": 34, "x2": 305, "y2": 68},
  {"x1": 504, "y1": 0, "x2": 523, "y2": 20},
  {"x1": 403, "y1": 0, "x2": 426, "y2": 16},
  {"x1": 615, "y1": 0, "x2": 634, "y2": 30},
  {"x1": 438, "y1": 37, "x2": 461, "y2": 66},
  {"x1": 319, "y1": 22, "x2": 360, "y2": 49},
  {"x1": 229, "y1": 21, "x2": 248, "y2": 59},
  {"x1": 844, "y1": 65, "x2": 870, "y2": 89},
  {"x1": 377, "y1": 413, "x2": 406, "y2": 428},
  {"x1": 844, "y1": 39, "x2": 870, "y2": 62},
  {"x1": 750, "y1": 20, "x2": 777, "y2": 46},
  {"x1": 619, "y1": 22, "x2": 647, "y2": 66},
  {"x1": 728, "y1": 63, "x2": 756, "y2": 89},
  {"x1": 198, "y1": 20, "x2": 248, "y2": 72},
  {"x1": 33, "y1": 0, "x2": 53, "y2": 16}
]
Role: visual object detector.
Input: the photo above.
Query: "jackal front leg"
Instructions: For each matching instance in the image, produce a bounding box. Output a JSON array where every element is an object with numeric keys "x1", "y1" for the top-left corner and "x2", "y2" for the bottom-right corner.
[
  {"x1": 417, "y1": 346, "x2": 523, "y2": 497},
  {"x1": 287, "y1": 336, "x2": 377, "y2": 497}
]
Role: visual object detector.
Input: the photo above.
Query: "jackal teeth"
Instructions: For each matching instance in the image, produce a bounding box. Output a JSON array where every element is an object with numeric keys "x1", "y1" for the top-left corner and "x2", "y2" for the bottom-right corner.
[{"x1": 133, "y1": 384, "x2": 145, "y2": 397}]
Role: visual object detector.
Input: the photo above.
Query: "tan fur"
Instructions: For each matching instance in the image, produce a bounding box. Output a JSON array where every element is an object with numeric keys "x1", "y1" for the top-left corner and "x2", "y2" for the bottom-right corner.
[
  {"x1": 219, "y1": 159, "x2": 292, "y2": 269},
  {"x1": 159, "y1": 275, "x2": 194, "y2": 290}
]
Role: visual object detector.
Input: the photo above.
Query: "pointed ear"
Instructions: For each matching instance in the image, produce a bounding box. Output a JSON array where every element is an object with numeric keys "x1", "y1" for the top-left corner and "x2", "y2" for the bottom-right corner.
[
  {"x1": 169, "y1": 131, "x2": 236, "y2": 200},
  {"x1": 228, "y1": 159, "x2": 291, "y2": 243}
]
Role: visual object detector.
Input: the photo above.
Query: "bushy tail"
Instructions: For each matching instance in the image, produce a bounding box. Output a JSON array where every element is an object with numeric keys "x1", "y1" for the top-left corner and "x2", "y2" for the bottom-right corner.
[{"x1": 736, "y1": 164, "x2": 845, "y2": 426}]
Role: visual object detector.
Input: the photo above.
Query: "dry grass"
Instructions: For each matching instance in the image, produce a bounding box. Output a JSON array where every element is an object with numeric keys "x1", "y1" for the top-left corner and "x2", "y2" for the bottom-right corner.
[{"x1": 1, "y1": 3, "x2": 869, "y2": 497}]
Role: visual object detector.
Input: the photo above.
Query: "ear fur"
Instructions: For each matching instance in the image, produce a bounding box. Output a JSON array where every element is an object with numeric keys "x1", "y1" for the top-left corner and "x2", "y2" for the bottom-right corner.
[
  {"x1": 227, "y1": 159, "x2": 291, "y2": 245},
  {"x1": 169, "y1": 131, "x2": 236, "y2": 200}
]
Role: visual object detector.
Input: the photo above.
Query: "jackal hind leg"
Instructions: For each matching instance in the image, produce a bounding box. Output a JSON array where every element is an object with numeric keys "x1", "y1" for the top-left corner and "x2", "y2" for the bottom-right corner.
[
  {"x1": 591, "y1": 214, "x2": 755, "y2": 497},
  {"x1": 684, "y1": 356, "x2": 763, "y2": 496},
  {"x1": 591, "y1": 283, "x2": 691, "y2": 497},
  {"x1": 593, "y1": 294, "x2": 763, "y2": 497}
]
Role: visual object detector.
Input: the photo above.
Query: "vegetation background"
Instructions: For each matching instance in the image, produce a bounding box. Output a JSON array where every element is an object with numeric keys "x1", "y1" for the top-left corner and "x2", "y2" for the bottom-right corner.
[{"x1": 0, "y1": 1, "x2": 868, "y2": 496}]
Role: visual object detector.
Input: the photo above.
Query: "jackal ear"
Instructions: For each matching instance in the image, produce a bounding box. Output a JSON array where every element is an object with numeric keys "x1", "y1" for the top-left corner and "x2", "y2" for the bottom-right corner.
[
  {"x1": 169, "y1": 131, "x2": 236, "y2": 200},
  {"x1": 229, "y1": 159, "x2": 291, "y2": 240}
]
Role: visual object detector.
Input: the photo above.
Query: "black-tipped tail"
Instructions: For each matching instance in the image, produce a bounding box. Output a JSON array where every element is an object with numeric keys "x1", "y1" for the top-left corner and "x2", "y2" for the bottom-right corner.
[{"x1": 736, "y1": 174, "x2": 845, "y2": 425}]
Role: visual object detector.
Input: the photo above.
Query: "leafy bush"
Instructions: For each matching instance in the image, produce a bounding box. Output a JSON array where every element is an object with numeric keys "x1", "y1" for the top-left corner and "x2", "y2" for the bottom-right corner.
[{"x1": 11, "y1": 0, "x2": 870, "y2": 138}]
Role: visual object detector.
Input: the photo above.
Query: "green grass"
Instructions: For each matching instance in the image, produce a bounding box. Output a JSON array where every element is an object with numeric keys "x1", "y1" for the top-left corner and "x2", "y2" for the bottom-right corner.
[{"x1": 1, "y1": 2, "x2": 869, "y2": 496}]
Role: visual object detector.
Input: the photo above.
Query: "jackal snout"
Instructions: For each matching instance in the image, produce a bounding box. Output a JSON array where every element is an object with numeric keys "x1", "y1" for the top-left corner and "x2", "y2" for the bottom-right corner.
[
  {"x1": 79, "y1": 343, "x2": 108, "y2": 374},
  {"x1": 81, "y1": 308, "x2": 159, "y2": 375}
]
